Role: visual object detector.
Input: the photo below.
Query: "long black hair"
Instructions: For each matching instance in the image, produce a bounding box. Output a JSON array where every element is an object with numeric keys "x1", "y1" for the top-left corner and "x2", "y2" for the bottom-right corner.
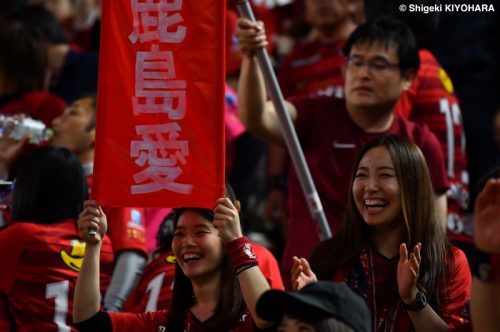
[
  {"x1": 166, "y1": 184, "x2": 246, "y2": 331},
  {"x1": 310, "y1": 136, "x2": 449, "y2": 307},
  {"x1": 11, "y1": 146, "x2": 87, "y2": 223}
]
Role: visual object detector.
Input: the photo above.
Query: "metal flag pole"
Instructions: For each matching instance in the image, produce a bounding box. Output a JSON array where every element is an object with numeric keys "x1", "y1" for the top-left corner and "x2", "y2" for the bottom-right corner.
[{"x1": 236, "y1": 0, "x2": 332, "y2": 240}]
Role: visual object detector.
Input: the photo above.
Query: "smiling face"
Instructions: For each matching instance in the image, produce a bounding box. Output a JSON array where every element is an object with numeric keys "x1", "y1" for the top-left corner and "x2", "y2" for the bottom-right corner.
[
  {"x1": 171, "y1": 210, "x2": 224, "y2": 281},
  {"x1": 345, "y1": 41, "x2": 413, "y2": 115},
  {"x1": 352, "y1": 146, "x2": 402, "y2": 231}
]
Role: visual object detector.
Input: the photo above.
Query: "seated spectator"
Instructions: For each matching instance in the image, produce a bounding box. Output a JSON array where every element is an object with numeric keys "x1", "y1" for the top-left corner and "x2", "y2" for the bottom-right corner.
[
  {"x1": 0, "y1": 146, "x2": 113, "y2": 331},
  {"x1": 292, "y1": 136, "x2": 471, "y2": 331},
  {"x1": 74, "y1": 194, "x2": 275, "y2": 331},
  {"x1": 256, "y1": 280, "x2": 370, "y2": 332},
  {"x1": 11, "y1": 5, "x2": 99, "y2": 103}
]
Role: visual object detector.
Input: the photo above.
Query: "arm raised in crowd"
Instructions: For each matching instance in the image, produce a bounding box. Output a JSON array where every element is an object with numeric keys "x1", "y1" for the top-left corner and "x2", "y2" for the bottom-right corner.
[
  {"x1": 236, "y1": 18, "x2": 296, "y2": 147},
  {"x1": 471, "y1": 178, "x2": 500, "y2": 332},
  {"x1": 213, "y1": 197, "x2": 273, "y2": 329},
  {"x1": 73, "y1": 200, "x2": 107, "y2": 323}
]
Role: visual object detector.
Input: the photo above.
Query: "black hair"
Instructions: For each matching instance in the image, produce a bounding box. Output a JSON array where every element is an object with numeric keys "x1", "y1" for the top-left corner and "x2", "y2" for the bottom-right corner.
[
  {"x1": 9, "y1": 5, "x2": 67, "y2": 44},
  {"x1": 167, "y1": 182, "x2": 245, "y2": 331},
  {"x1": 343, "y1": 16, "x2": 420, "y2": 74},
  {"x1": 11, "y1": 146, "x2": 87, "y2": 223},
  {"x1": 0, "y1": 0, "x2": 27, "y2": 19},
  {"x1": 155, "y1": 211, "x2": 176, "y2": 253},
  {"x1": 363, "y1": 0, "x2": 441, "y2": 49},
  {"x1": 0, "y1": 19, "x2": 47, "y2": 92}
]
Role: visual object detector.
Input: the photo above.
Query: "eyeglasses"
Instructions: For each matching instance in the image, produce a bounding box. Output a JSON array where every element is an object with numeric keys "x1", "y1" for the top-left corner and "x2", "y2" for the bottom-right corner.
[{"x1": 345, "y1": 56, "x2": 400, "y2": 75}]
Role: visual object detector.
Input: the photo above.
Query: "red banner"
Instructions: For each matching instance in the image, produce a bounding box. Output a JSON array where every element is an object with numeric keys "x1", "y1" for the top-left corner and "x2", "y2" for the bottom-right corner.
[{"x1": 93, "y1": 0, "x2": 226, "y2": 208}]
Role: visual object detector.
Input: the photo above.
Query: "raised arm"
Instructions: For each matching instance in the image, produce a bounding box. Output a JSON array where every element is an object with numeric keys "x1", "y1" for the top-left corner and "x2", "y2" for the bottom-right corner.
[
  {"x1": 236, "y1": 18, "x2": 296, "y2": 146},
  {"x1": 73, "y1": 200, "x2": 108, "y2": 323},
  {"x1": 471, "y1": 178, "x2": 500, "y2": 332},
  {"x1": 213, "y1": 197, "x2": 272, "y2": 329}
]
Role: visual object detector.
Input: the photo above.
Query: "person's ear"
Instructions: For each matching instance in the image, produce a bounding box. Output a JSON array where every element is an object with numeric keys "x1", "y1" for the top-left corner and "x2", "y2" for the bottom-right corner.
[
  {"x1": 235, "y1": 200, "x2": 241, "y2": 213},
  {"x1": 401, "y1": 69, "x2": 415, "y2": 91},
  {"x1": 90, "y1": 128, "x2": 96, "y2": 146}
]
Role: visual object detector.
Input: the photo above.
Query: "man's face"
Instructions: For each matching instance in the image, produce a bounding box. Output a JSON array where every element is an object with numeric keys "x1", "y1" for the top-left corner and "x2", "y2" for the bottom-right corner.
[
  {"x1": 345, "y1": 41, "x2": 413, "y2": 114},
  {"x1": 51, "y1": 97, "x2": 95, "y2": 155},
  {"x1": 305, "y1": 0, "x2": 351, "y2": 28}
]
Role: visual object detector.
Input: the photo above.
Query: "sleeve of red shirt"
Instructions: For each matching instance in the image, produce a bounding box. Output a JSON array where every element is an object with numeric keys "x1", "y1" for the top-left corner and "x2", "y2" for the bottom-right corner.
[
  {"x1": 108, "y1": 310, "x2": 168, "y2": 332},
  {"x1": 104, "y1": 206, "x2": 147, "y2": 257},
  {"x1": 0, "y1": 224, "x2": 36, "y2": 292},
  {"x1": 251, "y1": 242, "x2": 285, "y2": 290},
  {"x1": 439, "y1": 247, "x2": 471, "y2": 329}
]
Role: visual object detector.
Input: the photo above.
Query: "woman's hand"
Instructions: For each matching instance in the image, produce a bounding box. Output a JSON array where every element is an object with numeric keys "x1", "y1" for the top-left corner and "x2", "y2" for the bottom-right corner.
[
  {"x1": 474, "y1": 178, "x2": 500, "y2": 253},
  {"x1": 213, "y1": 197, "x2": 242, "y2": 244},
  {"x1": 78, "y1": 200, "x2": 107, "y2": 244},
  {"x1": 398, "y1": 243, "x2": 421, "y2": 303},
  {"x1": 291, "y1": 256, "x2": 317, "y2": 291},
  {"x1": 235, "y1": 18, "x2": 268, "y2": 57}
]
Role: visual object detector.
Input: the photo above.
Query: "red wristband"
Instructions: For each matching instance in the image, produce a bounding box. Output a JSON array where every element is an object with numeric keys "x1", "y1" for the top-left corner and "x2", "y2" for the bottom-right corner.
[{"x1": 225, "y1": 236, "x2": 258, "y2": 273}]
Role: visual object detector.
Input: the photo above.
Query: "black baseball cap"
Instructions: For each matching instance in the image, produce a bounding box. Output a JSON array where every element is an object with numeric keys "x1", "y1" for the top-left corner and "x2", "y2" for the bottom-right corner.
[{"x1": 256, "y1": 281, "x2": 370, "y2": 332}]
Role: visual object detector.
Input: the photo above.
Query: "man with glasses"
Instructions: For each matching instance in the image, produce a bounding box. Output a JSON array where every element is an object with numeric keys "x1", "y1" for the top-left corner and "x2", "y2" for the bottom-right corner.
[{"x1": 236, "y1": 16, "x2": 448, "y2": 284}]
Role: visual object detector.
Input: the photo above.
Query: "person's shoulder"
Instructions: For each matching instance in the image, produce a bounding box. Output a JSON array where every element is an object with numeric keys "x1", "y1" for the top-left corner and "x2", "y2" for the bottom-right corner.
[{"x1": 396, "y1": 115, "x2": 436, "y2": 142}]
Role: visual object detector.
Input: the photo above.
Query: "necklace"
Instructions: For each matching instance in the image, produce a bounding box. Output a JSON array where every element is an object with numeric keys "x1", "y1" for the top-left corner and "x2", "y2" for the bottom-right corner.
[{"x1": 369, "y1": 247, "x2": 400, "y2": 332}]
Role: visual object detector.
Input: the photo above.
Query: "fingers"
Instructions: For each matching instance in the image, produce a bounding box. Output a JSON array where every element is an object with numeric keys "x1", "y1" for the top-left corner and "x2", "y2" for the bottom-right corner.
[
  {"x1": 413, "y1": 243, "x2": 422, "y2": 264},
  {"x1": 399, "y1": 243, "x2": 408, "y2": 263},
  {"x1": 476, "y1": 178, "x2": 500, "y2": 211},
  {"x1": 236, "y1": 19, "x2": 268, "y2": 56}
]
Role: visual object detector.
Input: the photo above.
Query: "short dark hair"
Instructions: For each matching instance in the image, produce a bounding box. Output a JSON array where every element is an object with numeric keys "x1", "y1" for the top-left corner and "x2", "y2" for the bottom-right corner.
[
  {"x1": 9, "y1": 4, "x2": 67, "y2": 44},
  {"x1": 11, "y1": 146, "x2": 87, "y2": 223},
  {"x1": 343, "y1": 16, "x2": 420, "y2": 73},
  {"x1": 0, "y1": 19, "x2": 47, "y2": 92},
  {"x1": 364, "y1": 0, "x2": 441, "y2": 49}
]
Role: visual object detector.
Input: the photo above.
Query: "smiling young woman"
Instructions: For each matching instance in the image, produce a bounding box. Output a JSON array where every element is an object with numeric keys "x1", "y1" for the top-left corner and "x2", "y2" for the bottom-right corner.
[
  {"x1": 292, "y1": 135, "x2": 471, "y2": 332},
  {"x1": 73, "y1": 186, "x2": 279, "y2": 332}
]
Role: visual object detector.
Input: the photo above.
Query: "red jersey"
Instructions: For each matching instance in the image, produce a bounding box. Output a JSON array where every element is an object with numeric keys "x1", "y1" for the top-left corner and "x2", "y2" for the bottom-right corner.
[
  {"x1": 87, "y1": 174, "x2": 147, "y2": 256},
  {"x1": 252, "y1": 242, "x2": 285, "y2": 290},
  {"x1": 282, "y1": 96, "x2": 449, "y2": 276},
  {"x1": 122, "y1": 251, "x2": 176, "y2": 313},
  {"x1": 123, "y1": 243, "x2": 284, "y2": 313},
  {"x1": 0, "y1": 91, "x2": 66, "y2": 127},
  {"x1": 396, "y1": 50, "x2": 471, "y2": 244},
  {"x1": 333, "y1": 246, "x2": 471, "y2": 331},
  {"x1": 109, "y1": 308, "x2": 254, "y2": 331},
  {"x1": 278, "y1": 39, "x2": 346, "y2": 98},
  {"x1": 0, "y1": 220, "x2": 114, "y2": 331}
]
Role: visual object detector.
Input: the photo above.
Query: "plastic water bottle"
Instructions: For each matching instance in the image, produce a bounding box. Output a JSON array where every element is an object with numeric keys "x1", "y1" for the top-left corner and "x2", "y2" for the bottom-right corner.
[{"x1": 0, "y1": 114, "x2": 53, "y2": 144}]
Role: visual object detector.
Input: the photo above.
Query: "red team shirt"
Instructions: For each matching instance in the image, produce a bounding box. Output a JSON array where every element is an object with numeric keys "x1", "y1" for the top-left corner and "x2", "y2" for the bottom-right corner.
[
  {"x1": 123, "y1": 243, "x2": 284, "y2": 313},
  {"x1": 332, "y1": 247, "x2": 471, "y2": 331},
  {"x1": 122, "y1": 251, "x2": 176, "y2": 313},
  {"x1": 109, "y1": 308, "x2": 254, "y2": 332},
  {"x1": 0, "y1": 219, "x2": 114, "y2": 331},
  {"x1": 278, "y1": 39, "x2": 346, "y2": 98},
  {"x1": 396, "y1": 50, "x2": 471, "y2": 244},
  {"x1": 281, "y1": 96, "x2": 448, "y2": 276}
]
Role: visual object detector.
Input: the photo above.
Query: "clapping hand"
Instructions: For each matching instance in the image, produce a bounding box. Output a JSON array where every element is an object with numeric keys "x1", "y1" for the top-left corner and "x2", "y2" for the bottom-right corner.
[{"x1": 398, "y1": 243, "x2": 421, "y2": 304}]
